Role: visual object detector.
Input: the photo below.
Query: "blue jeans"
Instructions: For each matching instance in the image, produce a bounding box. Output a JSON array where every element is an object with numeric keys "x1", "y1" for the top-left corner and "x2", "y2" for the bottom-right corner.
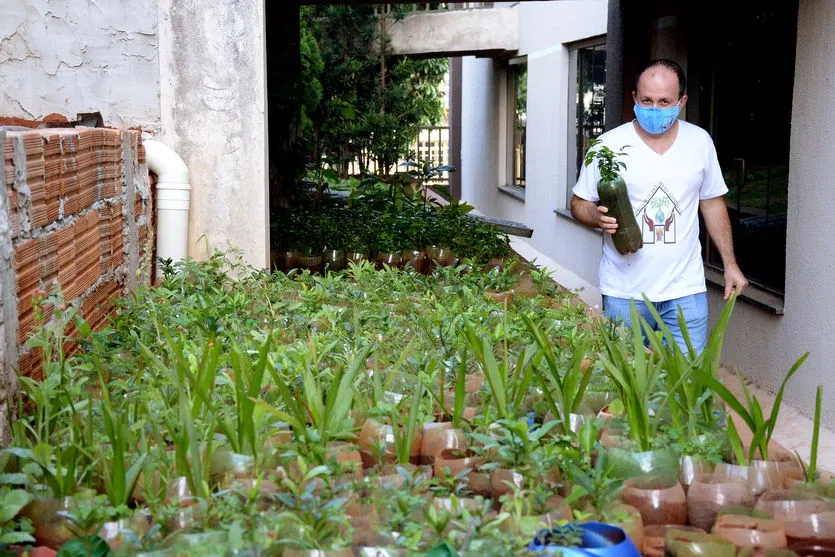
[{"x1": 602, "y1": 293, "x2": 709, "y2": 356}]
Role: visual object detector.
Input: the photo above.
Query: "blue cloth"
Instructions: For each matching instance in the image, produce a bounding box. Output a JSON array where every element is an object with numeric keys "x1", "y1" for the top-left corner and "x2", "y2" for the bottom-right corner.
[
  {"x1": 633, "y1": 102, "x2": 680, "y2": 135},
  {"x1": 602, "y1": 292, "x2": 708, "y2": 355}
]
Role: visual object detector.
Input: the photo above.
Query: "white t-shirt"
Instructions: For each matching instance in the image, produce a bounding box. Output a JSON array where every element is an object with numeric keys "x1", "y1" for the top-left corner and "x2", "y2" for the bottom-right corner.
[{"x1": 572, "y1": 120, "x2": 728, "y2": 302}]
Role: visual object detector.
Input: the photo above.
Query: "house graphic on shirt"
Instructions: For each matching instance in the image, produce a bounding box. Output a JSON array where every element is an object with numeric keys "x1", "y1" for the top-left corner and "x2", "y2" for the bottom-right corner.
[{"x1": 637, "y1": 183, "x2": 681, "y2": 245}]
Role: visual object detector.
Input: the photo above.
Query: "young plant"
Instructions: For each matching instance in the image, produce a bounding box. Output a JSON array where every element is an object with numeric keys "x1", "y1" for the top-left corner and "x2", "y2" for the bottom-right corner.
[
  {"x1": 0, "y1": 488, "x2": 35, "y2": 546},
  {"x1": 524, "y1": 315, "x2": 592, "y2": 436},
  {"x1": 390, "y1": 378, "x2": 425, "y2": 465},
  {"x1": 796, "y1": 385, "x2": 824, "y2": 483},
  {"x1": 584, "y1": 138, "x2": 630, "y2": 182},
  {"x1": 462, "y1": 322, "x2": 533, "y2": 420},
  {"x1": 597, "y1": 302, "x2": 666, "y2": 451},
  {"x1": 640, "y1": 293, "x2": 738, "y2": 438},
  {"x1": 696, "y1": 352, "x2": 809, "y2": 464}
]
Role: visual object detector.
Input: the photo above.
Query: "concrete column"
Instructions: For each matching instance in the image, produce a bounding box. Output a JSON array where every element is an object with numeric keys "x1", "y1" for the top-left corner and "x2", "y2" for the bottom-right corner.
[
  {"x1": 0, "y1": 130, "x2": 19, "y2": 448},
  {"x1": 158, "y1": 0, "x2": 269, "y2": 268}
]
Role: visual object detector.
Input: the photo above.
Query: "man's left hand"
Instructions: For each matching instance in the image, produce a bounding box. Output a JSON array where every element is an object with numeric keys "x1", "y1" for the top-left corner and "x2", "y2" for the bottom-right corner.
[{"x1": 724, "y1": 263, "x2": 749, "y2": 300}]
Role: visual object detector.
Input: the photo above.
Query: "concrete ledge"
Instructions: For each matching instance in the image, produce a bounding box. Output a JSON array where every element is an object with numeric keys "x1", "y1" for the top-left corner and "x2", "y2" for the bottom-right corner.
[{"x1": 388, "y1": 7, "x2": 519, "y2": 57}]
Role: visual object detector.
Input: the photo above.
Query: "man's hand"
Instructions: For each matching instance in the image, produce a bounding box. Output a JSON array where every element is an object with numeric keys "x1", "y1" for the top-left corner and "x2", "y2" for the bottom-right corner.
[
  {"x1": 597, "y1": 206, "x2": 618, "y2": 235},
  {"x1": 724, "y1": 262, "x2": 748, "y2": 300}
]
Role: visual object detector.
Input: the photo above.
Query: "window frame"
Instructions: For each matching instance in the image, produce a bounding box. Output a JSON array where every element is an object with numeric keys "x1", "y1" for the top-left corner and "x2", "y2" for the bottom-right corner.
[
  {"x1": 565, "y1": 35, "x2": 607, "y2": 210},
  {"x1": 499, "y1": 56, "x2": 528, "y2": 197}
]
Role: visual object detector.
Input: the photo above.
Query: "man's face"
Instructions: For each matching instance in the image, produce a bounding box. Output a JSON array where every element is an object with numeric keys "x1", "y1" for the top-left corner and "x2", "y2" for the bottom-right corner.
[{"x1": 633, "y1": 67, "x2": 687, "y2": 110}]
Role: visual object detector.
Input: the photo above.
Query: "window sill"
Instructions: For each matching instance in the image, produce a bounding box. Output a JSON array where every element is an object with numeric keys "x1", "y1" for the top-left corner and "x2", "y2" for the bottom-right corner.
[
  {"x1": 497, "y1": 184, "x2": 526, "y2": 202},
  {"x1": 554, "y1": 208, "x2": 603, "y2": 235},
  {"x1": 704, "y1": 267, "x2": 785, "y2": 315}
]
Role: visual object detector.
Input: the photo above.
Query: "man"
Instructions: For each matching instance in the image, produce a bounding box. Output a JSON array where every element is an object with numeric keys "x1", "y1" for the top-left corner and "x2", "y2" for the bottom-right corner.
[{"x1": 570, "y1": 59, "x2": 748, "y2": 354}]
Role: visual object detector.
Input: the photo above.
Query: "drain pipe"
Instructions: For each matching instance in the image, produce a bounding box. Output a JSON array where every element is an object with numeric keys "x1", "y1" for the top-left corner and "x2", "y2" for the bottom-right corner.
[{"x1": 143, "y1": 139, "x2": 190, "y2": 276}]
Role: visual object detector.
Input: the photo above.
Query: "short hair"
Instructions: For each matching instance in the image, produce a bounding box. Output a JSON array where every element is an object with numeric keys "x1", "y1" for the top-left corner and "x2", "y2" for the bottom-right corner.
[{"x1": 635, "y1": 59, "x2": 687, "y2": 98}]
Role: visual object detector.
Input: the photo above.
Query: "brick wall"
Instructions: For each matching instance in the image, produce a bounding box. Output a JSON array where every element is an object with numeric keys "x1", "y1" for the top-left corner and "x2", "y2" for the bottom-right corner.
[{"x1": 0, "y1": 127, "x2": 153, "y2": 381}]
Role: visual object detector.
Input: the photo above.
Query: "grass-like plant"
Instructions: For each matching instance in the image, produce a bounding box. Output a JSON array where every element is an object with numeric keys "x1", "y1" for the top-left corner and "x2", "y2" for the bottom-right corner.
[
  {"x1": 524, "y1": 314, "x2": 592, "y2": 436},
  {"x1": 696, "y1": 353, "x2": 808, "y2": 464},
  {"x1": 462, "y1": 322, "x2": 533, "y2": 420},
  {"x1": 598, "y1": 302, "x2": 666, "y2": 452},
  {"x1": 639, "y1": 293, "x2": 737, "y2": 439}
]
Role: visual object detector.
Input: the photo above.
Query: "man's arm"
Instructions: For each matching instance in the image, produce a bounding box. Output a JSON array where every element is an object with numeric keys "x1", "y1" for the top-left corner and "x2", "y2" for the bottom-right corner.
[
  {"x1": 570, "y1": 195, "x2": 618, "y2": 235},
  {"x1": 700, "y1": 196, "x2": 749, "y2": 299}
]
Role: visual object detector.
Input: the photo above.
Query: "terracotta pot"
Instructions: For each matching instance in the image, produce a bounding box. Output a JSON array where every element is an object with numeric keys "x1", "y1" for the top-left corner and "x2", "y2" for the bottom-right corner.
[
  {"x1": 346, "y1": 250, "x2": 370, "y2": 264},
  {"x1": 602, "y1": 502, "x2": 645, "y2": 549},
  {"x1": 400, "y1": 249, "x2": 428, "y2": 273},
  {"x1": 464, "y1": 373, "x2": 484, "y2": 394},
  {"x1": 375, "y1": 251, "x2": 402, "y2": 270},
  {"x1": 425, "y1": 245, "x2": 458, "y2": 268},
  {"x1": 583, "y1": 390, "x2": 617, "y2": 414},
  {"x1": 621, "y1": 474, "x2": 688, "y2": 526},
  {"x1": 99, "y1": 513, "x2": 153, "y2": 551},
  {"x1": 642, "y1": 525, "x2": 704, "y2": 557},
  {"x1": 210, "y1": 447, "x2": 255, "y2": 485},
  {"x1": 420, "y1": 423, "x2": 467, "y2": 465},
  {"x1": 664, "y1": 529, "x2": 736, "y2": 557},
  {"x1": 357, "y1": 419, "x2": 421, "y2": 469},
  {"x1": 679, "y1": 455, "x2": 715, "y2": 493},
  {"x1": 433, "y1": 448, "x2": 490, "y2": 496},
  {"x1": 712, "y1": 514, "x2": 788, "y2": 549},
  {"x1": 749, "y1": 460, "x2": 787, "y2": 496},
  {"x1": 280, "y1": 250, "x2": 301, "y2": 272},
  {"x1": 756, "y1": 490, "x2": 835, "y2": 545},
  {"x1": 297, "y1": 253, "x2": 324, "y2": 274},
  {"x1": 788, "y1": 543, "x2": 835, "y2": 556},
  {"x1": 23, "y1": 497, "x2": 76, "y2": 550},
  {"x1": 687, "y1": 474, "x2": 755, "y2": 531},
  {"x1": 490, "y1": 468, "x2": 525, "y2": 498},
  {"x1": 322, "y1": 249, "x2": 346, "y2": 272},
  {"x1": 325, "y1": 442, "x2": 363, "y2": 480},
  {"x1": 607, "y1": 446, "x2": 680, "y2": 479},
  {"x1": 715, "y1": 461, "x2": 784, "y2": 497},
  {"x1": 738, "y1": 549, "x2": 802, "y2": 557}
]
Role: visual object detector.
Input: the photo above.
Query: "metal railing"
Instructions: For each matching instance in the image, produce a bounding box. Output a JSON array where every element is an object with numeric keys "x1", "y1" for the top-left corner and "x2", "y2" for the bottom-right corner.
[{"x1": 347, "y1": 126, "x2": 451, "y2": 186}]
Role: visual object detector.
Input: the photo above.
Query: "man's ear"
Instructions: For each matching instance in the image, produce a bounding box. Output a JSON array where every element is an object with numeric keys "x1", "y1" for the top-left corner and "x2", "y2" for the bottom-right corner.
[{"x1": 679, "y1": 94, "x2": 689, "y2": 110}]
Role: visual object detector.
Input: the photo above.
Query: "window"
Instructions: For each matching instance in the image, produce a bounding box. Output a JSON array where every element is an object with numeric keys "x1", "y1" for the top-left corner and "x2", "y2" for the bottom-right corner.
[
  {"x1": 566, "y1": 37, "x2": 606, "y2": 208},
  {"x1": 688, "y1": 1, "x2": 798, "y2": 295},
  {"x1": 507, "y1": 58, "x2": 527, "y2": 189}
]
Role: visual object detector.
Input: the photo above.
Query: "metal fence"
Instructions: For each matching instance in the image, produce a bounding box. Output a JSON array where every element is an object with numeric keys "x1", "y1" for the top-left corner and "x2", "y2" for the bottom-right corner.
[{"x1": 347, "y1": 126, "x2": 451, "y2": 186}]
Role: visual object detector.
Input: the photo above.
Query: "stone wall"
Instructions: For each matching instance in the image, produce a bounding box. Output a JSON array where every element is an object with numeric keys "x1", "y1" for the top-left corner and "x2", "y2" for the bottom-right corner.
[{"x1": 0, "y1": 127, "x2": 152, "y2": 444}]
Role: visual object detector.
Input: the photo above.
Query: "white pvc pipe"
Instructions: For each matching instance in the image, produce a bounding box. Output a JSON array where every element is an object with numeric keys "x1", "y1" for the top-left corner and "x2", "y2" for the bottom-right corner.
[{"x1": 143, "y1": 139, "x2": 190, "y2": 276}]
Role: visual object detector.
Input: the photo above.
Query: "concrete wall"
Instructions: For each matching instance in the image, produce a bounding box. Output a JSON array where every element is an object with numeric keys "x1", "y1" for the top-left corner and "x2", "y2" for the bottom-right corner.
[
  {"x1": 711, "y1": 0, "x2": 835, "y2": 427},
  {"x1": 459, "y1": 0, "x2": 607, "y2": 287},
  {"x1": 158, "y1": 0, "x2": 269, "y2": 268},
  {"x1": 0, "y1": 0, "x2": 160, "y2": 130},
  {"x1": 1, "y1": 0, "x2": 271, "y2": 270},
  {"x1": 389, "y1": 7, "x2": 519, "y2": 57}
]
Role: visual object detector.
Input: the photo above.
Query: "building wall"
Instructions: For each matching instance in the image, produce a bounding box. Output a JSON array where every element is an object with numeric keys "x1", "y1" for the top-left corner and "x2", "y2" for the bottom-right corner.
[
  {"x1": 157, "y1": 0, "x2": 268, "y2": 268},
  {"x1": 712, "y1": 0, "x2": 835, "y2": 427},
  {"x1": 0, "y1": 0, "x2": 270, "y2": 269},
  {"x1": 459, "y1": 0, "x2": 607, "y2": 287},
  {"x1": 0, "y1": 0, "x2": 161, "y2": 130}
]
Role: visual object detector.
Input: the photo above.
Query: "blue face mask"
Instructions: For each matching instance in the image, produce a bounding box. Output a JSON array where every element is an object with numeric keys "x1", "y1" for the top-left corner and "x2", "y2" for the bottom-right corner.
[{"x1": 633, "y1": 102, "x2": 680, "y2": 135}]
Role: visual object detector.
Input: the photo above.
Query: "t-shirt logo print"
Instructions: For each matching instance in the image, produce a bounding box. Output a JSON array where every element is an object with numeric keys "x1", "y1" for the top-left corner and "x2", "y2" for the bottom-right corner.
[{"x1": 637, "y1": 182, "x2": 681, "y2": 245}]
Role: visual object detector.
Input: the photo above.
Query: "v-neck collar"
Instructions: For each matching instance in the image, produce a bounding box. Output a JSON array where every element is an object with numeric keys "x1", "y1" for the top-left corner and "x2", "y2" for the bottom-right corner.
[{"x1": 630, "y1": 120, "x2": 681, "y2": 157}]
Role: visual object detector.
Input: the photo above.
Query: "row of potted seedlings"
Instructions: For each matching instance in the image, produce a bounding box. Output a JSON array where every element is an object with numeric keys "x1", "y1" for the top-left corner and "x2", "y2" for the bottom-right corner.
[{"x1": 0, "y1": 255, "x2": 831, "y2": 556}]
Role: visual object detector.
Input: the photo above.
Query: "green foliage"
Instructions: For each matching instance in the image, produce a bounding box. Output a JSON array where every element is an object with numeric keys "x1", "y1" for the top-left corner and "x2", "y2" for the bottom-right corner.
[
  {"x1": 584, "y1": 138, "x2": 630, "y2": 182},
  {"x1": 0, "y1": 488, "x2": 35, "y2": 545},
  {"x1": 299, "y1": 6, "x2": 448, "y2": 176}
]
